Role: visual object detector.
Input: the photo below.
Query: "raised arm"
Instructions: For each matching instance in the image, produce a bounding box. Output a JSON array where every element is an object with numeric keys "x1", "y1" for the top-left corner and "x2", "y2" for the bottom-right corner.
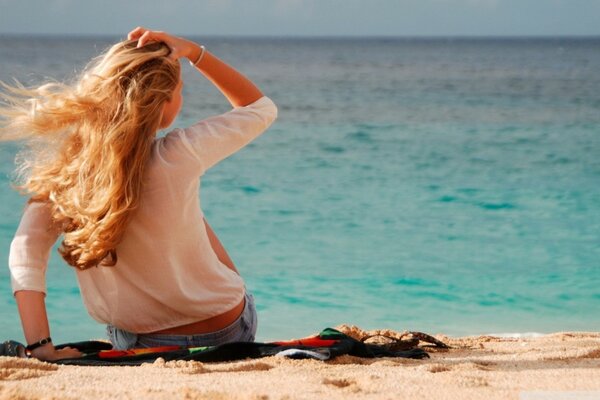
[
  {"x1": 128, "y1": 27, "x2": 263, "y2": 107},
  {"x1": 130, "y1": 28, "x2": 278, "y2": 175}
]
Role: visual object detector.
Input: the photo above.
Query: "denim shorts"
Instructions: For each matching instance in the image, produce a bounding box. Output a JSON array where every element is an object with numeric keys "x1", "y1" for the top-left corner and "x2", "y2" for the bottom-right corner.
[{"x1": 106, "y1": 292, "x2": 257, "y2": 350}]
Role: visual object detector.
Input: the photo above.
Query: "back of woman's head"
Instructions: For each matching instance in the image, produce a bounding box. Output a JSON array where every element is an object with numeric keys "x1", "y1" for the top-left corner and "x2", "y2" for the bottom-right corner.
[
  {"x1": 0, "y1": 39, "x2": 181, "y2": 269},
  {"x1": 82, "y1": 40, "x2": 180, "y2": 127}
]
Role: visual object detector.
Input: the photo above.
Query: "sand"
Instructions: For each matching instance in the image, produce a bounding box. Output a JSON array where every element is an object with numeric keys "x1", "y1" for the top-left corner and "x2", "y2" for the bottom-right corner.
[{"x1": 1, "y1": 325, "x2": 599, "y2": 400}]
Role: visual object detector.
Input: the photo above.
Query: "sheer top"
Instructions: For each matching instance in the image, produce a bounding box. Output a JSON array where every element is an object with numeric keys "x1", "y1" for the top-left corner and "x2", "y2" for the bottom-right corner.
[{"x1": 8, "y1": 96, "x2": 278, "y2": 333}]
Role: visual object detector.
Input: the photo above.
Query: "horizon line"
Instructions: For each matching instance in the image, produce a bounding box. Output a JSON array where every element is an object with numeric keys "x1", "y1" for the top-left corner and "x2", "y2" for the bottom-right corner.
[{"x1": 1, "y1": 32, "x2": 599, "y2": 40}]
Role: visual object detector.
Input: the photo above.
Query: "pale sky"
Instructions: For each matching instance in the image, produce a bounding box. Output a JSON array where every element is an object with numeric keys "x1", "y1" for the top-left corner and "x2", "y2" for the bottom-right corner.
[{"x1": 1, "y1": 0, "x2": 599, "y2": 37}]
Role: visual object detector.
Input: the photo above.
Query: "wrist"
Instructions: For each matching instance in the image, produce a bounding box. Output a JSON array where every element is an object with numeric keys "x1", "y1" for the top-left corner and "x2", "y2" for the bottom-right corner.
[
  {"x1": 188, "y1": 44, "x2": 207, "y2": 68},
  {"x1": 26, "y1": 336, "x2": 52, "y2": 352},
  {"x1": 187, "y1": 43, "x2": 202, "y2": 62},
  {"x1": 29, "y1": 342, "x2": 55, "y2": 360}
]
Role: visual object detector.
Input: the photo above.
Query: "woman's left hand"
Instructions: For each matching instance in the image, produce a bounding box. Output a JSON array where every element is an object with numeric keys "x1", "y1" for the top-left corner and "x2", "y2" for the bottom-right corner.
[{"x1": 30, "y1": 344, "x2": 83, "y2": 361}]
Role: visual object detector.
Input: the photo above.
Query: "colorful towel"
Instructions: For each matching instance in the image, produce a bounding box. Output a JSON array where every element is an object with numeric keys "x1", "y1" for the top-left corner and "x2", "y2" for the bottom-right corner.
[{"x1": 1, "y1": 328, "x2": 447, "y2": 366}]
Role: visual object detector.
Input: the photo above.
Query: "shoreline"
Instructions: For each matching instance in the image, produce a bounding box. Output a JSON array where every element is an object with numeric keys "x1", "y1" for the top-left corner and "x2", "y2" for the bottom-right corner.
[
  {"x1": 438, "y1": 330, "x2": 600, "y2": 339},
  {"x1": 1, "y1": 325, "x2": 599, "y2": 400}
]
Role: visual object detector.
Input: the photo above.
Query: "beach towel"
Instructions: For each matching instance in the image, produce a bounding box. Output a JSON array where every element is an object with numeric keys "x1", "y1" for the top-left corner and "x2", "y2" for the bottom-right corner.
[{"x1": 0, "y1": 327, "x2": 448, "y2": 366}]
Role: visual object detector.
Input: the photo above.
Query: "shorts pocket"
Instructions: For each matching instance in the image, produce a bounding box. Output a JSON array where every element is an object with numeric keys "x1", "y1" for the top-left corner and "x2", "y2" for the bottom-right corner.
[
  {"x1": 106, "y1": 324, "x2": 139, "y2": 350},
  {"x1": 240, "y1": 294, "x2": 258, "y2": 342}
]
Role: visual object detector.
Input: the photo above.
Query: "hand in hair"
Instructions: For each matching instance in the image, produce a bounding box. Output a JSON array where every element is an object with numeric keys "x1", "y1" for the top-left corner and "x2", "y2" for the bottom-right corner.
[
  {"x1": 128, "y1": 27, "x2": 203, "y2": 64},
  {"x1": 128, "y1": 26, "x2": 263, "y2": 108}
]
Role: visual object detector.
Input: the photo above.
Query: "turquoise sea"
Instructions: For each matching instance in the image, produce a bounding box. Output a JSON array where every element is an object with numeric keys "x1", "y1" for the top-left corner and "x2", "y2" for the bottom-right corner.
[{"x1": 0, "y1": 36, "x2": 599, "y2": 342}]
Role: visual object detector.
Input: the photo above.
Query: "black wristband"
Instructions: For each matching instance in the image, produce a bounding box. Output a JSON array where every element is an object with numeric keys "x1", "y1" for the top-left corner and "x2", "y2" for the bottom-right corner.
[{"x1": 25, "y1": 337, "x2": 52, "y2": 352}]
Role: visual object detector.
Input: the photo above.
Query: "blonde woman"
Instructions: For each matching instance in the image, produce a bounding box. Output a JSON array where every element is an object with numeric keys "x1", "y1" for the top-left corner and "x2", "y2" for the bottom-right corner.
[{"x1": 2, "y1": 27, "x2": 278, "y2": 361}]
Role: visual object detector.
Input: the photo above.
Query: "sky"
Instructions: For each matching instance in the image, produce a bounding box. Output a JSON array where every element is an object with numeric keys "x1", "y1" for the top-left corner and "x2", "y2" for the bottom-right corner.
[{"x1": 0, "y1": 0, "x2": 599, "y2": 37}]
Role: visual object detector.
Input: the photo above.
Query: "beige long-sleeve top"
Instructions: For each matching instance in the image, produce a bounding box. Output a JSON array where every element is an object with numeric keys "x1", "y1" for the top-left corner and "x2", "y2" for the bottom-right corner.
[{"x1": 8, "y1": 95, "x2": 277, "y2": 333}]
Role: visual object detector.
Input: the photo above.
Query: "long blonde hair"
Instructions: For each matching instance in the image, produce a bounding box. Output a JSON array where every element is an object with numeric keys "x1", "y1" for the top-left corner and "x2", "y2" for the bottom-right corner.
[{"x1": 0, "y1": 39, "x2": 181, "y2": 270}]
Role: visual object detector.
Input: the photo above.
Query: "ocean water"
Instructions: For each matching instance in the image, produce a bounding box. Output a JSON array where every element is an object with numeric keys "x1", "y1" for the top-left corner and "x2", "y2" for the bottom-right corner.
[{"x1": 0, "y1": 36, "x2": 599, "y2": 343}]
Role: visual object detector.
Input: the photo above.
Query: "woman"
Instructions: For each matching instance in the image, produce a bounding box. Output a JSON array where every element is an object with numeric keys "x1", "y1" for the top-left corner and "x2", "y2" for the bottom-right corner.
[{"x1": 2, "y1": 27, "x2": 278, "y2": 361}]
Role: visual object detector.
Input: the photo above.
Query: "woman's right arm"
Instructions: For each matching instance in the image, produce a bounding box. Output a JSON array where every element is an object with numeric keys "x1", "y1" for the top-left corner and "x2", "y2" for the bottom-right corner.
[
  {"x1": 128, "y1": 28, "x2": 277, "y2": 175},
  {"x1": 188, "y1": 47, "x2": 264, "y2": 108},
  {"x1": 128, "y1": 27, "x2": 264, "y2": 107}
]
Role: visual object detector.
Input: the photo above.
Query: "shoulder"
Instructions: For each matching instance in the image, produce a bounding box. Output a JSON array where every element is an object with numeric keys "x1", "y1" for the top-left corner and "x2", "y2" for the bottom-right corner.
[
  {"x1": 151, "y1": 96, "x2": 278, "y2": 174},
  {"x1": 154, "y1": 128, "x2": 203, "y2": 164},
  {"x1": 21, "y1": 200, "x2": 60, "y2": 230}
]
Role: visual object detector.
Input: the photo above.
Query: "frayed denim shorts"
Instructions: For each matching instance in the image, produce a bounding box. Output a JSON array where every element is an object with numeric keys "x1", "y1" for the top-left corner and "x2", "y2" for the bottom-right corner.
[{"x1": 106, "y1": 291, "x2": 257, "y2": 350}]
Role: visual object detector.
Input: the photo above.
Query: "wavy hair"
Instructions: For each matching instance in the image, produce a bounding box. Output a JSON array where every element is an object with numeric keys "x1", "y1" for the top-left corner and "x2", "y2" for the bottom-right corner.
[{"x1": 0, "y1": 39, "x2": 181, "y2": 269}]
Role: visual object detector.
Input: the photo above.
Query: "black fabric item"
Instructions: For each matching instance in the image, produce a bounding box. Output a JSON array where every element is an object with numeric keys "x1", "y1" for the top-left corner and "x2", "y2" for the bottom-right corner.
[
  {"x1": 1, "y1": 328, "x2": 441, "y2": 366},
  {"x1": 0, "y1": 340, "x2": 27, "y2": 357}
]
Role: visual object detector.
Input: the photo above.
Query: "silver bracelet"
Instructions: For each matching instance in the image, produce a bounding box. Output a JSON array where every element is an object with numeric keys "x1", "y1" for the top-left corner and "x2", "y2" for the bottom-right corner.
[{"x1": 189, "y1": 45, "x2": 206, "y2": 68}]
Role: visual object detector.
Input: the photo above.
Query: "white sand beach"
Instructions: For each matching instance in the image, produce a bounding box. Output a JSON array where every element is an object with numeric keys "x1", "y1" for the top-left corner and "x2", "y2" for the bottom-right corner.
[{"x1": 1, "y1": 325, "x2": 599, "y2": 400}]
